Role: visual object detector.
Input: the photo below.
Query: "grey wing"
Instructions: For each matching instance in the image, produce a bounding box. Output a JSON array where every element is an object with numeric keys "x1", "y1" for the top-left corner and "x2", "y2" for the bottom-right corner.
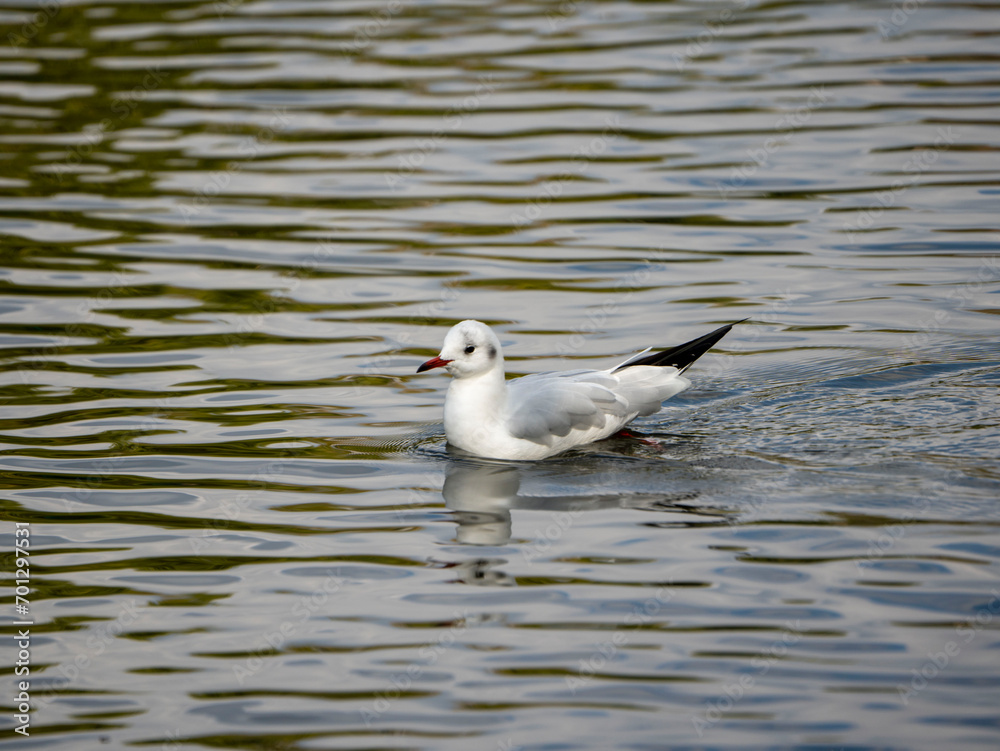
[{"x1": 506, "y1": 371, "x2": 629, "y2": 446}]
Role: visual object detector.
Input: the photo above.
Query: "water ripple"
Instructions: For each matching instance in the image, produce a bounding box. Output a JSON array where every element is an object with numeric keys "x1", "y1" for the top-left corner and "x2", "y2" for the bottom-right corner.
[{"x1": 1, "y1": 0, "x2": 999, "y2": 749}]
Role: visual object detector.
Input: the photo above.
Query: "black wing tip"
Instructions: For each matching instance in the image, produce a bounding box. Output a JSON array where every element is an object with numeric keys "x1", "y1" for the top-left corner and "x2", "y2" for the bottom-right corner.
[{"x1": 613, "y1": 318, "x2": 748, "y2": 373}]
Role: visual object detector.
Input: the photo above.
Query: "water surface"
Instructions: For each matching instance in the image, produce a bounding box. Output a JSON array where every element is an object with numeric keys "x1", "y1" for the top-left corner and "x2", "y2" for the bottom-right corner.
[{"x1": 1, "y1": 0, "x2": 999, "y2": 749}]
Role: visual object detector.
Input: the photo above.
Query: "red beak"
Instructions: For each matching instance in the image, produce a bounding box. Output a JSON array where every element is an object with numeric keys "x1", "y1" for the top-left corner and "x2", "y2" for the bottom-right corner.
[{"x1": 417, "y1": 356, "x2": 452, "y2": 373}]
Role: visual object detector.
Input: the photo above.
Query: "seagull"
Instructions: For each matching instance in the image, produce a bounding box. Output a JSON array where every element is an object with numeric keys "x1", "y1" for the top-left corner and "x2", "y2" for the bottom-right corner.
[{"x1": 416, "y1": 319, "x2": 743, "y2": 460}]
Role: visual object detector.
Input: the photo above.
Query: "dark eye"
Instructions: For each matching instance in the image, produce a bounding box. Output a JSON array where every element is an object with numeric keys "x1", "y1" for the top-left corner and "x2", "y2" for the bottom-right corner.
[{"x1": 464, "y1": 345, "x2": 475, "y2": 354}]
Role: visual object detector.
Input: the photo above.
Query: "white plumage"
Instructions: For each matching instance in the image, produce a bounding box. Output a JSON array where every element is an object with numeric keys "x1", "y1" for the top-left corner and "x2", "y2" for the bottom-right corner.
[{"x1": 416, "y1": 319, "x2": 740, "y2": 461}]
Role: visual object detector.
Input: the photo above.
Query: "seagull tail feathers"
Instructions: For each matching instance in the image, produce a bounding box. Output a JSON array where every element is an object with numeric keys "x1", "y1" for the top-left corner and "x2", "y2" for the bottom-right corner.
[{"x1": 613, "y1": 319, "x2": 748, "y2": 374}]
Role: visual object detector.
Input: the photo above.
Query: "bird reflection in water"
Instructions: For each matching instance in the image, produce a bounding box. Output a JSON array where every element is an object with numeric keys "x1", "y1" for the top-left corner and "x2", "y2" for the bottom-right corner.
[{"x1": 439, "y1": 455, "x2": 733, "y2": 586}]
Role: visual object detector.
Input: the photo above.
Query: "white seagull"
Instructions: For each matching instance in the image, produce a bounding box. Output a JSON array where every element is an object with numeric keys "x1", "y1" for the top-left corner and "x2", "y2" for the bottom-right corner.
[{"x1": 417, "y1": 319, "x2": 742, "y2": 460}]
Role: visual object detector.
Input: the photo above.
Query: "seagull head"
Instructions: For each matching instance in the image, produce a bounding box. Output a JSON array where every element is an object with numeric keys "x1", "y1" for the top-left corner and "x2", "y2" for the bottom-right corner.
[{"x1": 417, "y1": 320, "x2": 503, "y2": 379}]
